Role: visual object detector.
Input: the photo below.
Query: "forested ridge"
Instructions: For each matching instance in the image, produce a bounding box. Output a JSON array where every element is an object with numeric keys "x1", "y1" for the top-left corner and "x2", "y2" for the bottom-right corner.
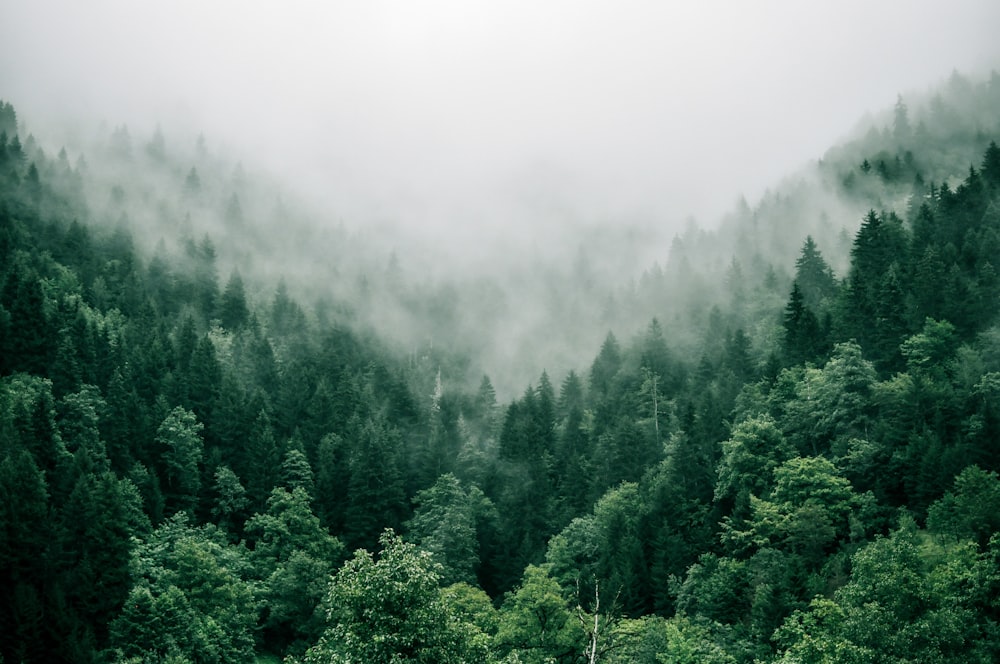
[{"x1": 2, "y1": 72, "x2": 1000, "y2": 663}]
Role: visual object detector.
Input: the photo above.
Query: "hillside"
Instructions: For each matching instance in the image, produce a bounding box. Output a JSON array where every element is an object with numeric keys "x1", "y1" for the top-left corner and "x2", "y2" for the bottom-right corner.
[{"x1": 2, "y1": 70, "x2": 1000, "y2": 663}]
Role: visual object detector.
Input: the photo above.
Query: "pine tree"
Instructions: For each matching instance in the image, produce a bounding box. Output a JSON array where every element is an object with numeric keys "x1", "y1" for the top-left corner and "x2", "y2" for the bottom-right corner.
[
  {"x1": 219, "y1": 269, "x2": 250, "y2": 330},
  {"x1": 783, "y1": 283, "x2": 821, "y2": 366},
  {"x1": 793, "y1": 236, "x2": 838, "y2": 311},
  {"x1": 157, "y1": 406, "x2": 204, "y2": 516},
  {"x1": 590, "y1": 331, "x2": 621, "y2": 400},
  {"x1": 344, "y1": 417, "x2": 406, "y2": 550}
]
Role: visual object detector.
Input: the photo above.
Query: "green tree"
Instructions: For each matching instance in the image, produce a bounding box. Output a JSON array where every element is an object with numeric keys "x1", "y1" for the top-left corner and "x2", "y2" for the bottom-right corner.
[
  {"x1": 108, "y1": 514, "x2": 257, "y2": 663},
  {"x1": 715, "y1": 414, "x2": 793, "y2": 518},
  {"x1": 794, "y1": 236, "x2": 838, "y2": 311},
  {"x1": 245, "y1": 486, "x2": 344, "y2": 653},
  {"x1": 244, "y1": 408, "x2": 281, "y2": 511},
  {"x1": 590, "y1": 331, "x2": 622, "y2": 400},
  {"x1": 497, "y1": 564, "x2": 586, "y2": 664},
  {"x1": 1, "y1": 264, "x2": 54, "y2": 375},
  {"x1": 211, "y1": 464, "x2": 249, "y2": 536},
  {"x1": 0, "y1": 449, "x2": 53, "y2": 663},
  {"x1": 773, "y1": 519, "x2": 1000, "y2": 663},
  {"x1": 843, "y1": 209, "x2": 910, "y2": 368},
  {"x1": 674, "y1": 553, "x2": 751, "y2": 627},
  {"x1": 279, "y1": 442, "x2": 315, "y2": 495},
  {"x1": 219, "y1": 269, "x2": 250, "y2": 331},
  {"x1": 548, "y1": 482, "x2": 649, "y2": 615},
  {"x1": 782, "y1": 282, "x2": 823, "y2": 366},
  {"x1": 301, "y1": 529, "x2": 489, "y2": 663},
  {"x1": 405, "y1": 473, "x2": 496, "y2": 586},
  {"x1": 344, "y1": 416, "x2": 407, "y2": 550},
  {"x1": 603, "y1": 614, "x2": 738, "y2": 664},
  {"x1": 57, "y1": 468, "x2": 147, "y2": 656},
  {"x1": 926, "y1": 465, "x2": 1000, "y2": 548},
  {"x1": 157, "y1": 406, "x2": 204, "y2": 515},
  {"x1": 722, "y1": 456, "x2": 864, "y2": 566},
  {"x1": 780, "y1": 341, "x2": 877, "y2": 459}
]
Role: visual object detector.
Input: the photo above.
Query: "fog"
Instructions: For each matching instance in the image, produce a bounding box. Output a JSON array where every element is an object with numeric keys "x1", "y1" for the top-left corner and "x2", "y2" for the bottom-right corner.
[
  {"x1": 3, "y1": 1, "x2": 1000, "y2": 396},
  {"x1": 4, "y1": 1, "x2": 999, "y2": 238}
]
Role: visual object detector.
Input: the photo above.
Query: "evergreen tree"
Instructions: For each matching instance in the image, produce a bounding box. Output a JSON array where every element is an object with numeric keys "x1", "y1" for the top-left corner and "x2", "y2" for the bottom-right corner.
[
  {"x1": 405, "y1": 473, "x2": 496, "y2": 586},
  {"x1": 782, "y1": 283, "x2": 821, "y2": 366},
  {"x1": 793, "y1": 236, "x2": 838, "y2": 310},
  {"x1": 219, "y1": 269, "x2": 250, "y2": 330},
  {"x1": 245, "y1": 408, "x2": 281, "y2": 511},
  {"x1": 590, "y1": 331, "x2": 622, "y2": 400},
  {"x1": 156, "y1": 406, "x2": 204, "y2": 516},
  {"x1": 344, "y1": 417, "x2": 406, "y2": 551}
]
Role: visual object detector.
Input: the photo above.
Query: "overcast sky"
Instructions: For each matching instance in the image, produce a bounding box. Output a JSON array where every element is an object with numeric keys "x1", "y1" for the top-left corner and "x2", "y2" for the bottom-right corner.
[{"x1": 3, "y1": 1, "x2": 1000, "y2": 235}]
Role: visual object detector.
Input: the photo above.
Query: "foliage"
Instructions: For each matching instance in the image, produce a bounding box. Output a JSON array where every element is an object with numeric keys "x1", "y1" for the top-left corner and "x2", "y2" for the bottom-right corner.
[{"x1": 301, "y1": 529, "x2": 491, "y2": 664}]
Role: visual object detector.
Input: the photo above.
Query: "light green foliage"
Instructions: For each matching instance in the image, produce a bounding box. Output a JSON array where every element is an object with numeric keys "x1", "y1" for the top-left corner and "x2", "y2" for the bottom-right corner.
[
  {"x1": 674, "y1": 554, "x2": 751, "y2": 626},
  {"x1": 546, "y1": 515, "x2": 600, "y2": 593},
  {"x1": 302, "y1": 529, "x2": 490, "y2": 664},
  {"x1": 715, "y1": 414, "x2": 793, "y2": 516},
  {"x1": 108, "y1": 513, "x2": 257, "y2": 663},
  {"x1": 926, "y1": 465, "x2": 1000, "y2": 547},
  {"x1": 245, "y1": 486, "x2": 345, "y2": 651},
  {"x1": 723, "y1": 457, "x2": 864, "y2": 562},
  {"x1": 279, "y1": 446, "x2": 315, "y2": 496},
  {"x1": 772, "y1": 519, "x2": 1000, "y2": 663},
  {"x1": 59, "y1": 383, "x2": 109, "y2": 466},
  {"x1": 780, "y1": 342, "x2": 877, "y2": 458},
  {"x1": 497, "y1": 564, "x2": 585, "y2": 664},
  {"x1": 245, "y1": 486, "x2": 343, "y2": 564},
  {"x1": 771, "y1": 597, "x2": 874, "y2": 663},
  {"x1": 901, "y1": 318, "x2": 957, "y2": 378},
  {"x1": 717, "y1": 457, "x2": 871, "y2": 641},
  {"x1": 405, "y1": 472, "x2": 496, "y2": 585},
  {"x1": 1, "y1": 373, "x2": 66, "y2": 466},
  {"x1": 440, "y1": 582, "x2": 500, "y2": 653},
  {"x1": 211, "y1": 465, "x2": 248, "y2": 534},
  {"x1": 157, "y1": 406, "x2": 204, "y2": 515},
  {"x1": 546, "y1": 482, "x2": 647, "y2": 614},
  {"x1": 603, "y1": 615, "x2": 738, "y2": 664}
]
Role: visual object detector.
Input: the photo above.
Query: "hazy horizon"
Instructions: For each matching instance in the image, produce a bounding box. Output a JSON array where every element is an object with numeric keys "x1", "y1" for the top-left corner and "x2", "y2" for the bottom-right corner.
[{"x1": 3, "y1": 1, "x2": 1000, "y2": 244}]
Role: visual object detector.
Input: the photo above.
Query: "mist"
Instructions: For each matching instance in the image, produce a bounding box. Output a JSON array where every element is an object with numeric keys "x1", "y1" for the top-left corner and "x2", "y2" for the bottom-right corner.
[
  {"x1": 4, "y1": 1, "x2": 999, "y2": 236},
  {"x1": 3, "y1": 1, "x2": 1000, "y2": 396}
]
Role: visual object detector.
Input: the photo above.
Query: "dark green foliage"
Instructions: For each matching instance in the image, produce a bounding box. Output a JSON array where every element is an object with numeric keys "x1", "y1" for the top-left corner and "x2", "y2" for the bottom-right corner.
[
  {"x1": 1, "y1": 263, "x2": 55, "y2": 375},
  {"x1": 794, "y1": 236, "x2": 838, "y2": 311},
  {"x1": 590, "y1": 331, "x2": 622, "y2": 400},
  {"x1": 0, "y1": 449, "x2": 52, "y2": 663},
  {"x1": 782, "y1": 283, "x2": 823, "y2": 366},
  {"x1": 344, "y1": 416, "x2": 407, "y2": 551},
  {"x1": 843, "y1": 209, "x2": 911, "y2": 369},
  {"x1": 405, "y1": 473, "x2": 496, "y2": 586},
  {"x1": 219, "y1": 269, "x2": 250, "y2": 330}
]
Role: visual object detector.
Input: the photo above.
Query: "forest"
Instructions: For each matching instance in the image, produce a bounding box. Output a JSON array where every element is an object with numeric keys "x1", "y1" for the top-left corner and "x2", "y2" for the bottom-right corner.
[{"x1": 1, "y1": 70, "x2": 1000, "y2": 663}]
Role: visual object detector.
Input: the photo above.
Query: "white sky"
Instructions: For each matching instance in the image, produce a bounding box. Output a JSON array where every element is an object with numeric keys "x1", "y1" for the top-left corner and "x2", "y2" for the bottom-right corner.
[{"x1": 2, "y1": 1, "x2": 1000, "y2": 233}]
